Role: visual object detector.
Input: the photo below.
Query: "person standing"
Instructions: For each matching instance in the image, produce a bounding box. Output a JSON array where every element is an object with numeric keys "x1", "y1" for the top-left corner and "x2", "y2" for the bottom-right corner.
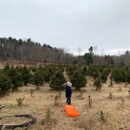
[{"x1": 65, "y1": 82, "x2": 73, "y2": 105}]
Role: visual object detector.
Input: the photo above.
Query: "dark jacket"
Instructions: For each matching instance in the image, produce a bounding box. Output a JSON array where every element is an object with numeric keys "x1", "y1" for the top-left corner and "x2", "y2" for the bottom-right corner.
[{"x1": 65, "y1": 85, "x2": 72, "y2": 98}]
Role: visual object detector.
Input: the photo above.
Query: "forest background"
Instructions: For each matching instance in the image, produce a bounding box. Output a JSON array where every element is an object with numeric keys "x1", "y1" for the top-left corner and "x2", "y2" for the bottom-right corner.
[{"x1": 0, "y1": 37, "x2": 130, "y2": 66}]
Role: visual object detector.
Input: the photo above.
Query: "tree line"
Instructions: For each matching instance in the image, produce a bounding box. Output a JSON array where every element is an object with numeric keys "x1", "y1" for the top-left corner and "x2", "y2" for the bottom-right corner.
[{"x1": 0, "y1": 37, "x2": 130, "y2": 66}]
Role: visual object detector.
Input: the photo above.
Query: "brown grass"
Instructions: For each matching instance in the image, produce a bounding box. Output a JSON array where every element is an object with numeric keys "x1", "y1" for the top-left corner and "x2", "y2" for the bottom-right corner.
[{"x1": 1, "y1": 78, "x2": 130, "y2": 130}]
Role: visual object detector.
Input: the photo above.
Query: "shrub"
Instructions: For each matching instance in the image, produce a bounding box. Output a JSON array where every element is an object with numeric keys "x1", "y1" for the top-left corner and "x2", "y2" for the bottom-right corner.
[
  {"x1": 7, "y1": 66, "x2": 23, "y2": 91},
  {"x1": 100, "y1": 68, "x2": 110, "y2": 83},
  {"x1": 70, "y1": 70, "x2": 87, "y2": 90},
  {"x1": 125, "y1": 68, "x2": 130, "y2": 83},
  {"x1": 93, "y1": 77, "x2": 102, "y2": 90},
  {"x1": 54, "y1": 95, "x2": 59, "y2": 105},
  {"x1": 111, "y1": 67, "x2": 124, "y2": 83},
  {"x1": 21, "y1": 65, "x2": 31, "y2": 85},
  {"x1": 31, "y1": 70, "x2": 44, "y2": 90},
  {"x1": 16, "y1": 97, "x2": 25, "y2": 106},
  {"x1": 41, "y1": 108, "x2": 57, "y2": 128},
  {"x1": 88, "y1": 95, "x2": 92, "y2": 108},
  {"x1": 49, "y1": 71, "x2": 66, "y2": 90},
  {"x1": 0, "y1": 73, "x2": 12, "y2": 96}
]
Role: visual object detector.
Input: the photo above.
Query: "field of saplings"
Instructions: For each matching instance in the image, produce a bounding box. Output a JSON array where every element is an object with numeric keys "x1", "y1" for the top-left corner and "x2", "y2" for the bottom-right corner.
[{"x1": 0, "y1": 64, "x2": 130, "y2": 130}]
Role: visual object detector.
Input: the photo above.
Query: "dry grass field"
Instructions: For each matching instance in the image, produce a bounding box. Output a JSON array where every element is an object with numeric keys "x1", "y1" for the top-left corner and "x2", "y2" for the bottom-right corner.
[{"x1": 1, "y1": 76, "x2": 130, "y2": 130}]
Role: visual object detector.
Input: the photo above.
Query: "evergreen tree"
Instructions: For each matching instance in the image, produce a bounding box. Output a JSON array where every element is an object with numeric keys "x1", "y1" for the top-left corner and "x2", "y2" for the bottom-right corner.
[
  {"x1": 111, "y1": 67, "x2": 123, "y2": 83},
  {"x1": 125, "y1": 68, "x2": 130, "y2": 83},
  {"x1": 8, "y1": 66, "x2": 23, "y2": 91},
  {"x1": 100, "y1": 68, "x2": 111, "y2": 83},
  {"x1": 31, "y1": 70, "x2": 44, "y2": 90},
  {"x1": 81, "y1": 65, "x2": 87, "y2": 75},
  {"x1": 50, "y1": 71, "x2": 66, "y2": 90},
  {"x1": 21, "y1": 65, "x2": 31, "y2": 85},
  {"x1": 83, "y1": 53, "x2": 93, "y2": 65},
  {"x1": 70, "y1": 70, "x2": 87, "y2": 90},
  {"x1": 93, "y1": 77, "x2": 102, "y2": 90},
  {"x1": 43, "y1": 69, "x2": 52, "y2": 83},
  {"x1": 3, "y1": 63, "x2": 10, "y2": 74},
  {"x1": 0, "y1": 73, "x2": 12, "y2": 96},
  {"x1": 87, "y1": 65, "x2": 99, "y2": 79}
]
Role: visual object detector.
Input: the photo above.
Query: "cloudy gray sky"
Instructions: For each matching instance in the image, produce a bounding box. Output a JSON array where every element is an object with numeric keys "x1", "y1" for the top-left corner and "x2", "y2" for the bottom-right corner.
[{"x1": 1, "y1": 0, "x2": 130, "y2": 56}]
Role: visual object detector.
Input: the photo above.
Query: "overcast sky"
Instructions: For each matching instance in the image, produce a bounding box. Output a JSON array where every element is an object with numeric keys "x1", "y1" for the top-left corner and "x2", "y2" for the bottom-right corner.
[{"x1": 1, "y1": 0, "x2": 130, "y2": 56}]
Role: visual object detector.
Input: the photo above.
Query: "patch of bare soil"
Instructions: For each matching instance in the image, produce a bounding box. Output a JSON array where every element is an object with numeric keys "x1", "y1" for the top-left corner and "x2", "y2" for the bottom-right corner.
[
  {"x1": 0, "y1": 117, "x2": 30, "y2": 125},
  {"x1": 0, "y1": 78, "x2": 130, "y2": 130}
]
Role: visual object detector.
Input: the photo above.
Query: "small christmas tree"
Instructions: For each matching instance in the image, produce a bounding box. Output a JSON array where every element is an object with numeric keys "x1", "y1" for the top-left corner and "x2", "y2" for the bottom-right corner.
[
  {"x1": 50, "y1": 71, "x2": 66, "y2": 90},
  {"x1": 31, "y1": 70, "x2": 44, "y2": 90},
  {"x1": 70, "y1": 70, "x2": 87, "y2": 90},
  {"x1": 0, "y1": 73, "x2": 12, "y2": 96}
]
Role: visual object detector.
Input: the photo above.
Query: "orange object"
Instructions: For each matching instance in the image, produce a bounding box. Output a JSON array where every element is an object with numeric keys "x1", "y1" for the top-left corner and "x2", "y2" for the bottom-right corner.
[{"x1": 65, "y1": 105, "x2": 79, "y2": 117}]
